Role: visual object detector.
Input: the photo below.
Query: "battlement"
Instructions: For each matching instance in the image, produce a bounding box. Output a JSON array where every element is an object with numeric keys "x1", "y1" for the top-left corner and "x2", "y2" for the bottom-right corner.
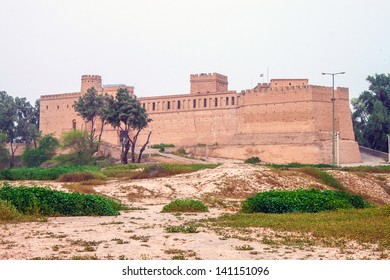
[
  {"x1": 190, "y1": 73, "x2": 228, "y2": 94},
  {"x1": 81, "y1": 75, "x2": 102, "y2": 93},
  {"x1": 41, "y1": 92, "x2": 81, "y2": 100}
]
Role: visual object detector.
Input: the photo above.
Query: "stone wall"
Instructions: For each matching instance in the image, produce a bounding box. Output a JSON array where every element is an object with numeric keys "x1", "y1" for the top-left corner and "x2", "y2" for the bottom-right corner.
[{"x1": 40, "y1": 73, "x2": 361, "y2": 164}]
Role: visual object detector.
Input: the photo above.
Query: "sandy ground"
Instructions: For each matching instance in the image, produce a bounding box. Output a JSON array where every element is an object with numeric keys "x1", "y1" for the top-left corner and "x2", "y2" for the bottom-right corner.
[{"x1": 1, "y1": 162, "x2": 389, "y2": 260}]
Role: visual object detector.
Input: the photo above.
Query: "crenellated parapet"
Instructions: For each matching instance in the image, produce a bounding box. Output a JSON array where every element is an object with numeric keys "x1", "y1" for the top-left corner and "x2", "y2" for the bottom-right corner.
[
  {"x1": 190, "y1": 73, "x2": 228, "y2": 94},
  {"x1": 41, "y1": 92, "x2": 81, "y2": 100}
]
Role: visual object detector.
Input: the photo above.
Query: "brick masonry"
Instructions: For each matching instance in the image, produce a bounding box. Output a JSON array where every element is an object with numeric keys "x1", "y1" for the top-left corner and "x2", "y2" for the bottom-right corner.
[{"x1": 40, "y1": 73, "x2": 361, "y2": 164}]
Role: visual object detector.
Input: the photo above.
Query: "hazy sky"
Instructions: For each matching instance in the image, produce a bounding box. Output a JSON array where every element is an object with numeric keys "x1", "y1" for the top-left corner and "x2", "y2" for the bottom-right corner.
[{"x1": 0, "y1": 0, "x2": 389, "y2": 102}]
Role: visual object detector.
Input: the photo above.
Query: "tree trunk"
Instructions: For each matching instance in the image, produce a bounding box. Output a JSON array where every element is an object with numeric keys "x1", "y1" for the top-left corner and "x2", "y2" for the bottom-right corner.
[
  {"x1": 9, "y1": 141, "x2": 18, "y2": 168},
  {"x1": 96, "y1": 117, "x2": 105, "y2": 152},
  {"x1": 130, "y1": 130, "x2": 141, "y2": 163},
  {"x1": 120, "y1": 137, "x2": 130, "y2": 164},
  {"x1": 137, "y1": 131, "x2": 152, "y2": 163}
]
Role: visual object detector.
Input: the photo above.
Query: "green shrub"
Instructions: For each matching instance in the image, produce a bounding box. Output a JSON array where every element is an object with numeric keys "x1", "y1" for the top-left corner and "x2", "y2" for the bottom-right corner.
[
  {"x1": 150, "y1": 143, "x2": 175, "y2": 149},
  {"x1": 0, "y1": 165, "x2": 99, "y2": 181},
  {"x1": 0, "y1": 183, "x2": 126, "y2": 216},
  {"x1": 22, "y1": 148, "x2": 48, "y2": 167},
  {"x1": 0, "y1": 199, "x2": 23, "y2": 222},
  {"x1": 162, "y1": 199, "x2": 209, "y2": 213},
  {"x1": 57, "y1": 171, "x2": 107, "y2": 182},
  {"x1": 244, "y1": 157, "x2": 261, "y2": 164},
  {"x1": 241, "y1": 189, "x2": 371, "y2": 214},
  {"x1": 172, "y1": 148, "x2": 186, "y2": 156}
]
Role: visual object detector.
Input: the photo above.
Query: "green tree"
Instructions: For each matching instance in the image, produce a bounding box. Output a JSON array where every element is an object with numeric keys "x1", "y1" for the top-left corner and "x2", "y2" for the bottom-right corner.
[
  {"x1": 352, "y1": 74, "x2": 390, "y2": 152},
  {"x1": 105, "y1": 88, "x2": 152, "y2": 164},
  {"x1": 22, "y1": 134, "x2": 59, "y2": 167},
  {"x1": 15, "y1": 97, "x2": 40, "y2": 148},
  {"x1": 0, "y1": 132, "x2": 10, "y2": 169},
  {"x1": 74, "y1": 87, "x2": 106, "y2": 152},
  {"x1": 0, "y1": 91, "x2": 18, "y2": 167},
  {"x1": 61, "y1": 129, "x2": 94, "y2": 165}
]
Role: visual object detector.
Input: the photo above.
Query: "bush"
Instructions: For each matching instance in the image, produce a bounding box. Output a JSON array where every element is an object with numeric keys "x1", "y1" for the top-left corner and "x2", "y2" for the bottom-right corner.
[
  {"x1": 241, "y1": 189, "x2": 371, "y2": 214},
  {"x1": 150, "y1": 143, "x2": 175, "y2": 149},
  {"x1": 22, "y1": 134, "x2": 60, "y2": 167},
  {"x1": 244, "y1": 157, "x2": 261, "y2": 164},
  {"x1": 162, "y1": 199, "x2": 209, "y2": 213},
  {"x1": 22, "y1": 148, "x2": 48, "y2": 167},
  {"x1": 57, "y1": 171, "x2": 107, "y2": 182},
  {"x1": 172, "y1": 148, "x2": 186, "y2": 156},
  {"x1": 0, "y1": 183, "x2": 126, "y2": 216},
  {"x1": 0, "y1": 199, "x2": 23, "y2": 222}
]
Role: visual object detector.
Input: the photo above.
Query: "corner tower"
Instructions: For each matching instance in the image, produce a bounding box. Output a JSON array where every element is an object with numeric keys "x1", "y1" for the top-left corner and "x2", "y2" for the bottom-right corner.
[
  {"x1": 81, "y1": 75, "x2": 103, "y2": 94},
  {"x1": 190, "y1": 73, "x2": 228, "y2": 94}
]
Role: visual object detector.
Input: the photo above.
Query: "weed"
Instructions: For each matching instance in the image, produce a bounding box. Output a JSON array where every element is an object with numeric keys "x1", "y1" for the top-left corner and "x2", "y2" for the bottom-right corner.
[
  {"x1": 235, "y1": 244, "x2": 254, "y2": 251},
  {"x1": 129, "y1": 235, "x2": 150, "y2": 242},
  {"x1": 165, "y1": 224, "x2": 198, "y2": 233}
]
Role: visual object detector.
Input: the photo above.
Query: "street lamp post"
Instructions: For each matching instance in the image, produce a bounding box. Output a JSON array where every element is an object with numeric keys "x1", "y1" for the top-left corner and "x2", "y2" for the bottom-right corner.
[{"x1": 322, "y1": 72, "x2": 345, "y2": 166}]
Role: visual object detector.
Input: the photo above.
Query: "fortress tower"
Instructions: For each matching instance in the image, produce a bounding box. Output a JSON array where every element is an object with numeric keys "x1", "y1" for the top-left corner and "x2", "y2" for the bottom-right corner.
[
  {"x1": 190, "y1": 73, "x2": 228, "y2": 94},
  {"x1": 81, "y1": 75, "x2": 103, "y2": 93}
]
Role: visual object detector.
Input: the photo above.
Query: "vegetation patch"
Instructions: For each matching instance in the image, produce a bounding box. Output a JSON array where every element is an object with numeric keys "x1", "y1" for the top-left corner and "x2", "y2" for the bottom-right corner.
[
  {"x1": 165, "y1": 224, "x2": 198, "y2": 233},
  {"x1": 0, "y1": 165, "x2": 99, "y2": 181},
  {"x1": 57, "y1": 171, "x2": 107, "y2": 182},
  {"x1": 0, "y1": 199, "x2": 46, "y2": 223},
  {"x1": 129, "y1": 164, "x2": 219, "y2": 179},
  {"x1": 213, "y1": 205, "x2": 390, "y2": 249},
  {"x1": 340, "y1": 165, "x2": 390, "y2": 174},
  {"x1": 244, "y1": 157, "x2": 261, "y2": 164},
  {"x1": 162, "y1": 199, "x2": 209, "y2": 213},
  {"x1": 300, "y1": 167, "x2": 345, "y2": 191},
  {"x1": 0, "y1": 183, "x2": 126, "y2": 216},
  {"x1": 267, "y1": 163, "x2": 334, "y2": 169},
  {"x1": 241, "y1": 189, "x2": 371, "y2": 214}
]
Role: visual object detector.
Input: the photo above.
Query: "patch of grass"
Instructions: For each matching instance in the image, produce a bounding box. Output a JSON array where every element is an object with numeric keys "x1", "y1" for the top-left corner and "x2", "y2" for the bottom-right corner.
[
  {"x1": 340, "y1": 165, "x2": 390, "y2": 173},
  {"x1": 63, "y1": 183, "x2": 97, "y2": 194},
  {"x1": 0, "y1": 166, "x2": 100, "y2": 181},
  {"x1": 165, "y1": 224, "x2": 198, "y2": 233},
  {"x1": 300, "y1": 167, "x2": 345, "y2": 191},
  {"x1": 213, "y1": 205, "x2": 390, "y2": 249},
  {"x1": 57, "y1": 171, "x2": 107, "y2": 182},
  {"x1": 242, "y1": 189, "x2": 371, "y2": 214},
  {"x1": 162, "y1": 199, "x2": 209, "y2": 213},
  {"x1": 0, "y1": 182, "x2": 126, "y2": 216},
  {"x1": 129, "y1": 164, "x2": 219, "y2": 179},
  {"x1": 101, "y1": 164, "x2": 143, "y2": 178},
  {"x1": 267, "y1": 163, "x2": 335, "y2": 169},
  {"x1": 150, "y1": 143, "x2": 175, "y2": 149}
]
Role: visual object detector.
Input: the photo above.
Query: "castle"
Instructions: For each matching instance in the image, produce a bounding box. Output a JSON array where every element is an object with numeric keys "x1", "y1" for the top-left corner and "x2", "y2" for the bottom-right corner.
[{"x1": 40, "y1": 73, "x2": 361, "y2": 164}]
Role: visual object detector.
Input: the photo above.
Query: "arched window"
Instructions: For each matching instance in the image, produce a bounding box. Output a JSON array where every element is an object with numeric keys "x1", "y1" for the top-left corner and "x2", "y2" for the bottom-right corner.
[{"x1": 72, "y1": 119, "x2": 76, "y2": 130}]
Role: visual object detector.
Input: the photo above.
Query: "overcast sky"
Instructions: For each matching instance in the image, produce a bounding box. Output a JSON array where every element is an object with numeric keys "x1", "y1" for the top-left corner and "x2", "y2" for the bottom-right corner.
[{"x1": 0, "y1": 0, "x2": 389, "y2": 103}]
